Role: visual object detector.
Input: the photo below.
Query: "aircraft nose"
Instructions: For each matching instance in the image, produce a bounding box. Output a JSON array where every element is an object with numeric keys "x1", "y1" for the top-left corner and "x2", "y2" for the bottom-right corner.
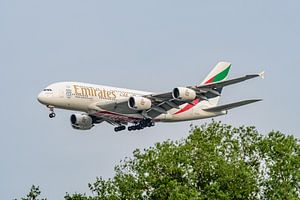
[{"x1": 37, "y1": 92, "x2": 46, "y2": 104}]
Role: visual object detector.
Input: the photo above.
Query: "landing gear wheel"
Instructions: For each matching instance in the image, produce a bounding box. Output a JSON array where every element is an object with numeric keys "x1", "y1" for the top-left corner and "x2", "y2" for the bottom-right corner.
[
  {"x1": 128, "y1": 119, "x2": 155, "y2": 131},
  {"x1": 114, "y1": 125, "x2": 126, "y2": 132},
  {"x1": 49, "y1": 113, "x2": 56, "y2": 118},
  {"x1": 137, "y1": 124, "x2": 143, "y2": 130}
]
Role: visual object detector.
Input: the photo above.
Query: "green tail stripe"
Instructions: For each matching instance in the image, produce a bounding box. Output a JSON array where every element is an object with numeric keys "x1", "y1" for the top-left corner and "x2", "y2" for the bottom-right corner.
[{"x1": 213, "y1": 65, "x2": 231, "y2": 82}]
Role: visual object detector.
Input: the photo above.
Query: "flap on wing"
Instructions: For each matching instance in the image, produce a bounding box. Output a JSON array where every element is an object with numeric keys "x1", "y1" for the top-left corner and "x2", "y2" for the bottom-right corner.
[{"x1": 203, "y1": 99, "x2": 262, "y2": 112}]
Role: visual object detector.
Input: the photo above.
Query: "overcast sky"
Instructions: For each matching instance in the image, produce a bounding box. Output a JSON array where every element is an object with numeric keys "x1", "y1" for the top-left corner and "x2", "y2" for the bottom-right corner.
[{"x1": 1, "y1": 0, "x2": 299, "y2": 199}]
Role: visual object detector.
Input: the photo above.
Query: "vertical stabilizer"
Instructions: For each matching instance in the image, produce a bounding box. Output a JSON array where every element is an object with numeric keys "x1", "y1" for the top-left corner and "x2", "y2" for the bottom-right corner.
[
  {"x1": 201, "y1": 61, "x2": 231, "y2": 106},
  {"x1": 201, "y1": 61, "x2": 231, "y2": 85}
]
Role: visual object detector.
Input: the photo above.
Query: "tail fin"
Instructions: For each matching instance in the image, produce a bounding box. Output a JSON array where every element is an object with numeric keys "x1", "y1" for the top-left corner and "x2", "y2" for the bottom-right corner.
[
  {"x1": 201, "y1": 61, "x2": 231, "y2": 85},
  {"x1": 201, "y1": 61, "x2": 231, "y2": 106}
]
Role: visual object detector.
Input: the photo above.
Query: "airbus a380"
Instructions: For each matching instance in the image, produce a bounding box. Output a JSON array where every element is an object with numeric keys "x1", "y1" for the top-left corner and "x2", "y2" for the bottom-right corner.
[{"x1": 37, "y1": 61, "x2": 264, "y2": 132}]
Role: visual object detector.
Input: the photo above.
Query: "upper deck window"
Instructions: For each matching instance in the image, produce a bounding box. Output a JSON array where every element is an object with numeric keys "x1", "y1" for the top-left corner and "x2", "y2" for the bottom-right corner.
[{"x1": 43, "y1": 89, "x2": 52, "y2": 91}]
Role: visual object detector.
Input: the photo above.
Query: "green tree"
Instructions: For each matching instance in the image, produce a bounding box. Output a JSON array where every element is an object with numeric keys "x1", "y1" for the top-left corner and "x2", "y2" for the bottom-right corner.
[
  {"x1": 20, "y1": 122, "x2": 300, "y2": 200},
  {"x1": 259, "y1": 131, "x2": 300, "y2": 199},
  {"x1": 65, "y1": 122, "x2": 299, "y2": 200},
  {"x1": 15, "y1": 185, "x2": 47, "y2": 200}
]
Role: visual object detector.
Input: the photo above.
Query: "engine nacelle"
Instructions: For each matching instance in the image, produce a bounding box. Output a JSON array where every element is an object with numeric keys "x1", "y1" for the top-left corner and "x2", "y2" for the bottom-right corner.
[
  {"x1": 128, "y1": 96, "x2": 152, "y2": 110},
  {"x1": 172, "y1": 87, "x2": 196, "y2": 101},
  {"x1": 70, "y1": 113, "x2": 94, "y2": 130}
]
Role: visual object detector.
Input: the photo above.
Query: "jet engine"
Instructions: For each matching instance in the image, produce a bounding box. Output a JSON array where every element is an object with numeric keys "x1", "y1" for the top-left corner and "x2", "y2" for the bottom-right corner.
[
  {"x1": 128, "y1": 96, "x2": 152, "y2": 110},
  {"x1": 172, "y1": 87, "x2": 196, "y2": 101},
  {"x1": 70, "y1": 113, "x2": 94, "y2": 130}
]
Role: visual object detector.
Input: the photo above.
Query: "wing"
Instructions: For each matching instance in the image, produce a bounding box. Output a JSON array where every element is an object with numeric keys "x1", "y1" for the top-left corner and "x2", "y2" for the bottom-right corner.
[
  {"x1": 143, "y1": 71, "x2": 264, "y2": 118},
  {"x1": 88, "y1": 95, "x2": 190, "y2": 123},
  {"x1": 143, "y1": 93, "x2": 194, "y2": 118},
  {"x1": 88, "y1": 99, "x2": 142, "y2": 125},
  {"x1": 203, "y1": 99, "x2": 262, "y2": 112},
  {"x1": 88, "y1": 71, "x2": 264, "y2": 123}
]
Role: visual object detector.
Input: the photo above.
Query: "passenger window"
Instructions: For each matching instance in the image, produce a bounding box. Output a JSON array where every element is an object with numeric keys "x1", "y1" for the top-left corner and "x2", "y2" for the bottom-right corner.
[{"x1": 43, "y1": 89, "x2": 52, "y2": 91}]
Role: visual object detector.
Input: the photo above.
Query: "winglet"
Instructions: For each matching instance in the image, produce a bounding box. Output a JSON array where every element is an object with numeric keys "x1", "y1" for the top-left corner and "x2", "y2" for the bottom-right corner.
[{"x1": 259, "y1": 71, "x2": 265, "y2": 79}]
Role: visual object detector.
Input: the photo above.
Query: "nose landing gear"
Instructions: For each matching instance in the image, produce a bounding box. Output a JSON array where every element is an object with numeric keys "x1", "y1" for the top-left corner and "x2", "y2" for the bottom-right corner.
[{"x1": 47, "y1": 105, "x2": 56, "y2": 118}]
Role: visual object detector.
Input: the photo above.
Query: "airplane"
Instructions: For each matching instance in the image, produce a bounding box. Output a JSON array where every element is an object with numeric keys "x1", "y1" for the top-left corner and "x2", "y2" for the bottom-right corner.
[{"x1": 37, "y1": 61, "x2": 264, "y2": 132}]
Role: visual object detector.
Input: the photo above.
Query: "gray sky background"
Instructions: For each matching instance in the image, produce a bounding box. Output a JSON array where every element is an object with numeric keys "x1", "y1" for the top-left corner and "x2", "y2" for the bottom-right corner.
[{"x1": 1, "y1": 0, "x2": 299, "y2": 199}]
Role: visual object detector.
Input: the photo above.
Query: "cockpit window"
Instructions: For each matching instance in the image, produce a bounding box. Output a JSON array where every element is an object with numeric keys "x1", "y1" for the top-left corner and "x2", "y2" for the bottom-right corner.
[{"x1": 43, "y1": 89, "x2": 52, "y2": 91}]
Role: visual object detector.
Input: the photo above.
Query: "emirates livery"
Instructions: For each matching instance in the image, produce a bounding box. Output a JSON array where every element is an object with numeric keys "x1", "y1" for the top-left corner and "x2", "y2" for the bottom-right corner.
[{"x1": 37, "y1": 62, "x2": 264, "y2": 132}]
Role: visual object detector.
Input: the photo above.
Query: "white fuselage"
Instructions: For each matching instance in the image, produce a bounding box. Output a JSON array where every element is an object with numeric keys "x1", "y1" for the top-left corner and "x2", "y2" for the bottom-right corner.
[{"x1": 37, "y1": 82, "x2": 226, "y2": 123}]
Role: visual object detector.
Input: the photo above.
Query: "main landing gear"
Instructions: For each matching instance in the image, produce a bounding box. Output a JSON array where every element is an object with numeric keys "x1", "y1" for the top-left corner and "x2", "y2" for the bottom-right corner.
[
  {"x1": 48, "y1": 105, "x2": 56, "y2": 118},
  {"x1": 114, "y1": 119, "x2": 155, "y2": 132},
  {"x1": 114, "y1": 125, "x2": 126, "y2": 132},
  {"x1": 128, "y1": 120, "x2": 155, "y2": 131}
]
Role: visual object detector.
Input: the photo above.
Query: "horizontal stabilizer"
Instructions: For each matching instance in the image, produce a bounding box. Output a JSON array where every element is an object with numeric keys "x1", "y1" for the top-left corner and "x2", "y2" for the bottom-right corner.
[{"x1": 203, "y1": 99, "x2": 262, "y2": 112}]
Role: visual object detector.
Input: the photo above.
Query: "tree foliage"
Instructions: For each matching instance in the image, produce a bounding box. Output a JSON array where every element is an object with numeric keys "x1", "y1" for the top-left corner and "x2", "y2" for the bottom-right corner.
[
  {"x1": 22, "y1": 122, "x2": 300, "y2": 199},
  {"x1": 16, "y1": 185, "x2": 47, "y2": 200},
  {"x1": 65, "y1": 122, "x2": 299, "y2": 200}
]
